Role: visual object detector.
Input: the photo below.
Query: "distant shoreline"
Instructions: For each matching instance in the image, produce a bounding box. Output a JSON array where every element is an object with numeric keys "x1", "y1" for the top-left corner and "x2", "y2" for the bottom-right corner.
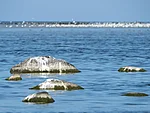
[{"x1": 0, "y1": 21, "x2": 150, "y2": 28}]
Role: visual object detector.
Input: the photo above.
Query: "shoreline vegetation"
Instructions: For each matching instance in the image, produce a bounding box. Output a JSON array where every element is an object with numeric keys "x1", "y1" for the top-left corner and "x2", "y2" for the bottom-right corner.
[{"x1": 0, "y1": 21, "x2": 150, "y2": 28}]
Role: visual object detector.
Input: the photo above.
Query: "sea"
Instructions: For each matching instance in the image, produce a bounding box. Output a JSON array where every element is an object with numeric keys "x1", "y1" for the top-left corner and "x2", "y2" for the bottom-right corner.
[{"x1": 0, "y1": 27, "x2": 150, "y2": 113}]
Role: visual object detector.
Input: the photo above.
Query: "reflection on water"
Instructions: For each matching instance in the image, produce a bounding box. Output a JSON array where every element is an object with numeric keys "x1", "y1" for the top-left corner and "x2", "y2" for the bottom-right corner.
[{"x1": 20, "y1": 72, "x2": 77, "y2": 78}]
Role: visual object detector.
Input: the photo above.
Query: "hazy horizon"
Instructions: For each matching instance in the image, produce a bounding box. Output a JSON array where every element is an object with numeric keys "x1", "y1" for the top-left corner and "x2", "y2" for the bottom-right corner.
[{"x1": 0, "y1": 20, "x2": 150, "y2": 23}]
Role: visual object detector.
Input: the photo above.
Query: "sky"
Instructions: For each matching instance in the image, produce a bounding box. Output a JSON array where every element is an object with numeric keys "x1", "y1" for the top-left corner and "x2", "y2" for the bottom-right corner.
[{"x1": 0, "y1": 0, "x2": 150, "y2": 22}]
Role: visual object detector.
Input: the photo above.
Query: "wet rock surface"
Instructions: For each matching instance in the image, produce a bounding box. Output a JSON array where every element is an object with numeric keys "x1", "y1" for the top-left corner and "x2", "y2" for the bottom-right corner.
[
  {"x1": 118, "y1": 66, "x2": 146, "y2": 72},
  {"x1": 10, "y1": 56, "x2": 80, "y2": 74},
  {"x1": 22, "y1": 92, "x2": 55, "y2": 104},
  {"x1": 30, "y1": 79, "x2": 84, "y2": 91},
  {"x1": 5, "y1": 74, "x2": 22, "y2": 81},
  {"x1": 122, "y1": 92, "x2": 148, "y2": 97}
]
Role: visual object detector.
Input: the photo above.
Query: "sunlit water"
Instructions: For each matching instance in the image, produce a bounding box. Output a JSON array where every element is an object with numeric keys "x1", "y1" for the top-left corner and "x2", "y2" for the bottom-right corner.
[{"x1": 0, "y1": 28, "x2": 150, "y2": 113}]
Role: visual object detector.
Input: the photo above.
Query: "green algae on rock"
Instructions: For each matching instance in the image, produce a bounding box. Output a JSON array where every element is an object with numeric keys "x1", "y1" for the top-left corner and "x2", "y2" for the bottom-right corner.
[
  {"x1": 118, "y1": 66, "x2": 146, "y2": 72},
  {"x1": 30, "y1": 79, "x2": 84, "y2": 91},
  {"x1": 22, "y1": 92, "x2": 54, "y2": 104},
  {"x1": 5, "y1": 74, "x2": 22, "y2": 81},
  {"x1": 10, "y1": 56, "x2": 80, "y2": 74},
  {"x1": 122, "y1": 92, "x2": 148, "y2": 97}
]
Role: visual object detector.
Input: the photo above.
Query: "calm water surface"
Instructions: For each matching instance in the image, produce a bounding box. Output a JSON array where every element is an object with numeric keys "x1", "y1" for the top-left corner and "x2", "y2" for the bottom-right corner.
[{"x1": 0, "y1": 28, "x2": 150, "y2": 113}]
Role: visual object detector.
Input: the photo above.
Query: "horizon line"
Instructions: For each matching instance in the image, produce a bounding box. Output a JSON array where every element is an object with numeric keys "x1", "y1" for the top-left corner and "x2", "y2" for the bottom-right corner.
[{"x1": 1, "y1": 20, "x2": 150, "y2": 23}]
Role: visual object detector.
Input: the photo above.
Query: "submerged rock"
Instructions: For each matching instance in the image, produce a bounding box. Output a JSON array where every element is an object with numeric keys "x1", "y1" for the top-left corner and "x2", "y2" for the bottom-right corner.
[
  {"x1": 22, "y1": 92, "x2": 54, "y2": 104},
  {"x1": 122, "y1": 92, "x2": 148, "y2": 97},
  {"x1": 118, "y1": 66, "x2": 146, "y2": 72},
  {"x1": 5, "y1": 74, "x2": 22, "y2": 81},
  {"x1": 10, "y1": 56, "x2": 80, "y2": 74},
  {"x1": 30, "y1": 79, "x2": 84, "y2": 91}
]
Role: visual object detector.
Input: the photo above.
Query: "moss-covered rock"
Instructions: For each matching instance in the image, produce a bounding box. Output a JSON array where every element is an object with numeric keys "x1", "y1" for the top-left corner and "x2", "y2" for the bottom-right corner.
[
  {"x1": 30, "y1": 79, "x2": 84, "y2": 91},
  {"x1": 122, "y1": 92, "x2": 148, "y2": 97},
  {"x1": 10, "y1": 56, "x2": 80, "y2": 74},
  {"x1": 5, "y1": 74, "x2": 22, "y2": 81},
  {"x1": 22, "y1": 92, "x2": 54, "y2": 104},
  {"x1": 118, "y1": 66, "x2": 146, "y2": 72}
]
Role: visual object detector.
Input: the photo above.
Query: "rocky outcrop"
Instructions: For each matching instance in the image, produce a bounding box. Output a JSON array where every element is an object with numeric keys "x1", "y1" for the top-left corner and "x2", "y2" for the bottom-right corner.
[
  {"x1": 10, "y1": 56, "x2": 80, "y2": 74},
  {"x1": 22, "y1": 92, "x2": 55, "y2": 104},
  {"x1": 5, "y1": 74, "x2": 22, "y2": 81},
  {"x1": 118, "y1": 66, "x2": 146, "y2": 72},
  {"x1": 30, "y1": 79, "x2": 84, "y2": 91},
  {"x1": 122, "y1": 92, "x2": 148, "y2": 97}
]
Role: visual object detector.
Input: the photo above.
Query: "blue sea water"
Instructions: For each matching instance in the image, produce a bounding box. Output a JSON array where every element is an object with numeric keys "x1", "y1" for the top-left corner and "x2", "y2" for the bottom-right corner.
[{"x1": 0, "y1": 28, "x2": 150, "y2": 113}]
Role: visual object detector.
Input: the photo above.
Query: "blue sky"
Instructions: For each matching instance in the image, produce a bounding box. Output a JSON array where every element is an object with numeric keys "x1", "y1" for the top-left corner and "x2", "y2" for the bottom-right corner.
[{"x1": 0, "y1": 0, "x2": 150, "y2": 22}]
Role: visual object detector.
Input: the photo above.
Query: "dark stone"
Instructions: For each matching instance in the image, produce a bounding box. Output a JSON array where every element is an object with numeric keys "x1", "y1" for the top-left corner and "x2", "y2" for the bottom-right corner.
[
  {"x1": 22, "y1": 92, "x2": 55, "y2": 104},
  {"x1": 30, "y1": 79, "x2": 84, "y2": 91},
  {"x1": 118, "y1": 66, "x2": 146, "y2": 72},
  {"x1": 122, "y1": 92, "x2": 148, "y2": 97},
  {"x1": 5, "y1": 74, "x2": 22, "y2": 81}
]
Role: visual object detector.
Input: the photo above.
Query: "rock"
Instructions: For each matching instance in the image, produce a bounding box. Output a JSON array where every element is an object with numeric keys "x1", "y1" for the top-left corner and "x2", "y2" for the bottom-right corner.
[
  {"x1": 5, "y1": 74, "x2": 22, "y2": 81},
  {"x1": 30, "y1": 79, "x2": 84, "y2": 91},
  {"x1": 22, "y1": 92, "x2": 54, "y2": 104},
  {"x1": 122, "y1": 92, "x2": 148, "y2": 97},
  {"x1": 10, "y1": 56, "x2": 80, "y2": 74},
  {"x1": 118, "y1": 66, "x2": 146, "y2": 72}
]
